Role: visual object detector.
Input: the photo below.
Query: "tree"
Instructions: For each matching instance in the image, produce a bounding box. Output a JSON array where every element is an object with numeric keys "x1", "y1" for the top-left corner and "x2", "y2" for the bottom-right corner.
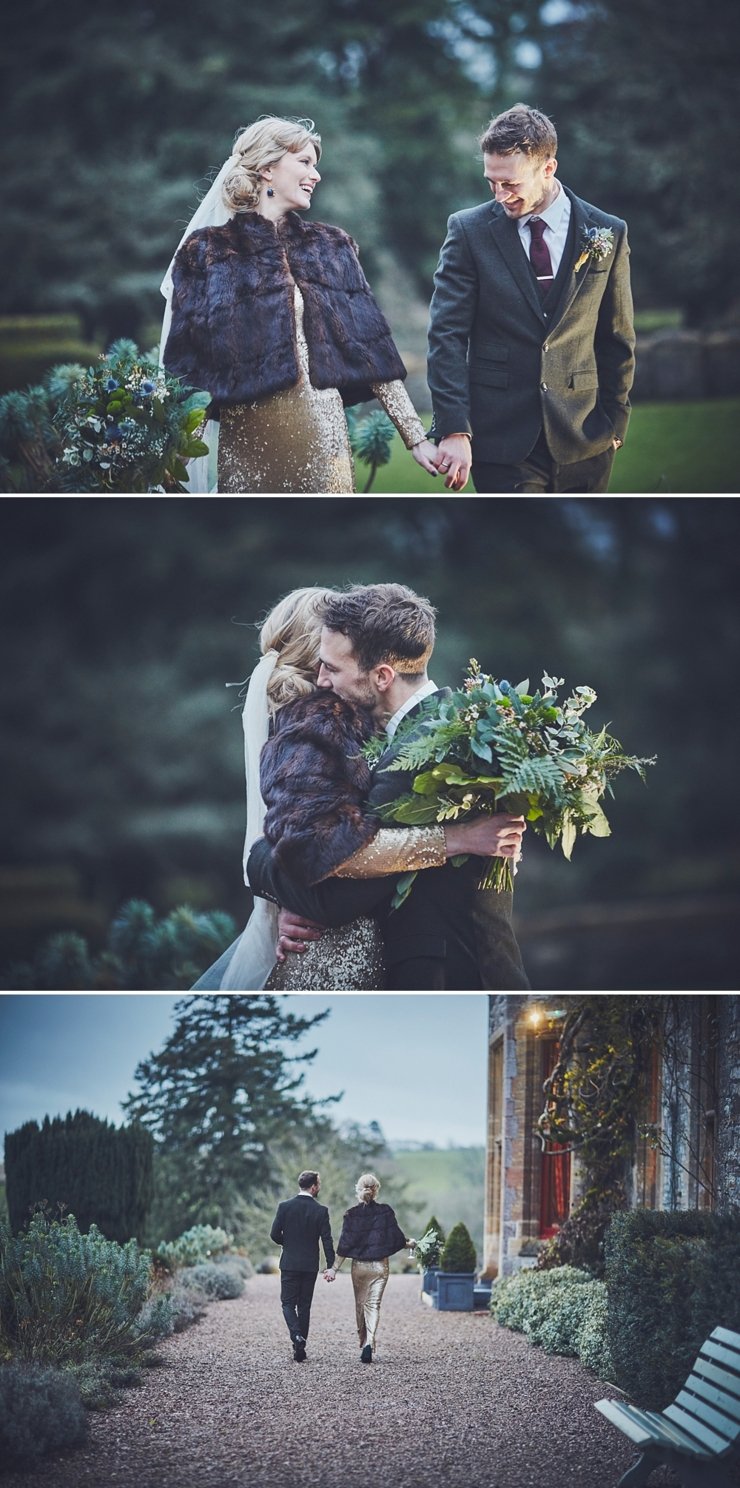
[
  {"x1": 123, "y1": 995, "x2": 337, "y2": 1237},
  {"x1": 3, "y1": 1109, "x2": 153, "y2": 1241}
]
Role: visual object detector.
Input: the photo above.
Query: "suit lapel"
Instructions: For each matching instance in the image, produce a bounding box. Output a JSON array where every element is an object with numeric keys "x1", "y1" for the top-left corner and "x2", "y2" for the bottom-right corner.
[
  {"x1": 546, "y1": 190, "x2": 598, "y2": 331},
  {"x1": 487, "y1": 205, "x2": 545, "y2": 325}
]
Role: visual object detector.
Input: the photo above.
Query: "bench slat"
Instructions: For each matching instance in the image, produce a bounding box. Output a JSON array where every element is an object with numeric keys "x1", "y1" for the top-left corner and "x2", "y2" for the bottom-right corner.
[
  {"x1": 711, "y1": 1327, "x2": 740, "y2": 1354},
  {"x1": 595, "y1": 1400, "x2": 709, "y2": 1457},
  {"x1": 693, "y1": 1356, "x2": 740, "y2": 1401},
  {"x1": 664, "y1": 1402, "x2": 732, "y2": 1455},
  {"x1": 702, "y1": 1339, "x2": 740, "y2": 1372},
  {"x1": 684, "y1": 1372, "x2": 740, "y2": 1424},
  {"x1": 675, "y1": 1388, "x2": 739, "y2": 1443}
]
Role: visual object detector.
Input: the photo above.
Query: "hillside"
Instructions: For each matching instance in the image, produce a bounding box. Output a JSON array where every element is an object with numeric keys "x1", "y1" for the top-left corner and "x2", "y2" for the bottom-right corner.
[{"x1": 390, "y1": 1146, "x2": 485, "y2": 1261}]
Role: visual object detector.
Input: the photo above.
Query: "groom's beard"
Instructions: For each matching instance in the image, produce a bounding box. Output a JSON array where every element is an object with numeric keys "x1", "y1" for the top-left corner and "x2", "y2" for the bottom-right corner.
[{"x1": 331, "y1": 676, "x2": 382, "y2": 715}]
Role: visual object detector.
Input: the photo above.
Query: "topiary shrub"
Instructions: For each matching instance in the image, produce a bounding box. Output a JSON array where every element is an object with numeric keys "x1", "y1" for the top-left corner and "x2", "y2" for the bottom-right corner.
[
  {"x1": 440, "y1": 1221, "x2": 477, "y2": 1273},
  {"x1": 179, "y1": 1261, "x2": 245, "y2": 1300},
  {"x1": 0, "y1": 1361, "x2": 88, "y2": 1464},
  {"x1": 605, "y1": 1208, "x2": 740, "y2": 1409}
]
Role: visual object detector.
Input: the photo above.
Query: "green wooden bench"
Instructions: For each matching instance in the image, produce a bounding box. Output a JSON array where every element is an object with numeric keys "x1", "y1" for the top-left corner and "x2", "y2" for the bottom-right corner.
[{"x1": 595, "y1": 1326, "x2": 740, "y2": 1487}]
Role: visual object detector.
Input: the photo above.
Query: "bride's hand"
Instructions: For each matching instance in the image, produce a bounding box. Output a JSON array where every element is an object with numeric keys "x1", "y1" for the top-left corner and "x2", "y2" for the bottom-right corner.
[
  {"x1": 444, "y1": 814, "x2": 526, "y2": 860},
  {"x1": 411, "y1": 438, "x2": 442, "y2": 476},
  {"x1": 275, "y1": 908, "x2": 325, "y2": 963}
]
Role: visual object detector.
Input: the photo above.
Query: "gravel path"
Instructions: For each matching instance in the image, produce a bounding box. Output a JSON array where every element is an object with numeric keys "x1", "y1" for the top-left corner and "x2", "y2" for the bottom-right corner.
[{"x1": 3, "y1": 1274, "x2": 725, "y2": 1488}]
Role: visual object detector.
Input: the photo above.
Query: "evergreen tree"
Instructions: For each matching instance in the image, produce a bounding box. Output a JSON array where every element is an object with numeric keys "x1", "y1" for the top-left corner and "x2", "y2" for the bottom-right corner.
[
  {"x1": 440, "y1": 1220, "x2": 478, "y2": 1273},
  {"x1": 123, "y1": 996, "x2": 336, "y2": 1236},
  {"x1": 4, "y1": 1109, "x2": 153, "y2": 1241}
]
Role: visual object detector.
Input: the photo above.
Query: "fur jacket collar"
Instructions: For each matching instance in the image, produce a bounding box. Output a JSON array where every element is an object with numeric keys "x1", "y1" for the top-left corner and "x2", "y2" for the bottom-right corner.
[
  {"x1": 164, "y1": 211, "x2": 407, "y2": 407},
  {"x1": 260, "y1": 691, "x2": 379, "y2": 885}
]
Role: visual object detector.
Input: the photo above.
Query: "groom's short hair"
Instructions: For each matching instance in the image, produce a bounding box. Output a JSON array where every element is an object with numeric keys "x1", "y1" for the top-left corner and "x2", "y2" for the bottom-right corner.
[
  {"x1": 322, "y1": 583, "x2": 436, "y2": 676},
  {"x1": 298, "y1": 1171, "x2": 319, "y2": 1189},
  {"x1": 479, "y1": 104, "x2": 557, "y2": 163}
]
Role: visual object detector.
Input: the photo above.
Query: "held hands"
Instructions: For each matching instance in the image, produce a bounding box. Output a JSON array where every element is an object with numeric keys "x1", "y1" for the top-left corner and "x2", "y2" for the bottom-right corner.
[
  {"x1": 444, "y1": 814, "x2": 526, "y2": 861},
  {"x1": 435, "y1": 434, "x2": 472, "y2": 491},
  {"x1": 411, "y1": 437, "x2": 444, "y2": 476},
  {"x1": 275, "y1": 907, "x2": 325, "y2": 963},
  {"x1": 323, "y1": 1266, "x2": 337, "y2": 1283}
]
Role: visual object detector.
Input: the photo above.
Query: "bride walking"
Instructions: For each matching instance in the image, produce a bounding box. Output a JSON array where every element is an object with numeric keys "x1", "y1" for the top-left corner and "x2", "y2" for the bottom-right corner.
[
  {"x1": 162, "y1": 116, "x2": 440, "y2": 492},
  {"x1": 325, "y1": 1173, "x2": 413, "y2": 1363}
]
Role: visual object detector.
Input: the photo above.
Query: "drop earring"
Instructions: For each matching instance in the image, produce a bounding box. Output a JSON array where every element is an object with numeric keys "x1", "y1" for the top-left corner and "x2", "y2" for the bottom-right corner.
[{"x1": 266, "y1": 187, "x2": 274, "y2": 197}]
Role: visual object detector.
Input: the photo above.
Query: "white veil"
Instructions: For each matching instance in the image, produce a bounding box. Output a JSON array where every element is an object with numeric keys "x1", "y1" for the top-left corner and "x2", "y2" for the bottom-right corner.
[
  {"x1": 217, "y1": 649, "x2": 280, "y2": 991},
  {"x1": 159, "y1": 156, "x2": 236, "y2": 494}
]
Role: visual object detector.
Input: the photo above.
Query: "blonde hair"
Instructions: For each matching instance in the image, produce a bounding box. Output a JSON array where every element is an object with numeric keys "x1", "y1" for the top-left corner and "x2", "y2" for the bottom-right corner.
[
  {"x1": 259, "y1": 586, "x2": 332, "y2": 716},
  {"x1": 355, "y1": 1172, "x2": 380, "y2": 1204},
  {"x1": 222, "y1": 116, "x2": 322, "y2": 214}
]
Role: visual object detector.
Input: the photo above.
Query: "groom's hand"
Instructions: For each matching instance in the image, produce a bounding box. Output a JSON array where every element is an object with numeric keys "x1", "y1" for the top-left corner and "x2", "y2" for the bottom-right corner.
[
  {"x1": 436, "y1": 434, "x2": 472, "y2": 491},
  {"x1": 444, "y1": 814, "x2": 526, "y2": 860},
  {"x1": 275, "y1": 908, "x2": 325, "y2": 963}
]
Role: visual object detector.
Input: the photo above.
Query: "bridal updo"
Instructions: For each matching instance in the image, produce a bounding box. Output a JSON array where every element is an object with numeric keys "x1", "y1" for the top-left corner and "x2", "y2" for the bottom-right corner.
[
  {"x1": 259, "y1": 586, "x2": 332, "y2": 716},
  {"x1": 355, "y1": 1172, "x2": 380, "y2": 1205},
  {"x1": 222, "y1": 116, "x2": 322, "y2": 214}
]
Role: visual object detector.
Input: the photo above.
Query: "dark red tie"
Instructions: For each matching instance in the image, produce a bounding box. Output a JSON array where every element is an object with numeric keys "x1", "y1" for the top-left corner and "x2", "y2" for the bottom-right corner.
[{"x1": 529, "y1": 217, "x2": 554, "y2": 300}]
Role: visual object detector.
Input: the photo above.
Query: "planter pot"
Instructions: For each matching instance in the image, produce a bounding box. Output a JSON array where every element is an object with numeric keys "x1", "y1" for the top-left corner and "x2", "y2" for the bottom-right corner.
[
  {"x1": 421, "y1": 1267, "x2": 441, "y2": 1296},
  {"x1": 434, "y1": 1271, "x2": 475, "y2": 1311}
]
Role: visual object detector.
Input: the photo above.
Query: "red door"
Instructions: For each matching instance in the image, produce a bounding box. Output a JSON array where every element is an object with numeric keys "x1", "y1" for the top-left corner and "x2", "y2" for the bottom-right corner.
[{"x1": 539, "y1": 1039, "x2": 571, "y2": 1238}]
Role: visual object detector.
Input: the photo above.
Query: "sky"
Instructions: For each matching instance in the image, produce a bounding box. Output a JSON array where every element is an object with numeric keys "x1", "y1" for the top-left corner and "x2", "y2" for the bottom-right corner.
[{"x1": 0, "y1": 993, "x2": 489, "y2": 1152}]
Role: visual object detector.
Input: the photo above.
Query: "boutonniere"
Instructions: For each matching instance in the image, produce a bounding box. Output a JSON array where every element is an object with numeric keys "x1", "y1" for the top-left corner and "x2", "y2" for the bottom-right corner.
[{"x1": 574, "y1": 225, "x2": 615, "y2": 274}]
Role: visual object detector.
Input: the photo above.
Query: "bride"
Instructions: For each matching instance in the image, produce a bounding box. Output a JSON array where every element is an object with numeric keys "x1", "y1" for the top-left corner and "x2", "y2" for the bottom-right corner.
[
  {"x1": 161, "y1": 116, "x2": 441, "y2": 493},
  {"x1": 192, "y1": 586, "x2": 523, "y2": 991}
]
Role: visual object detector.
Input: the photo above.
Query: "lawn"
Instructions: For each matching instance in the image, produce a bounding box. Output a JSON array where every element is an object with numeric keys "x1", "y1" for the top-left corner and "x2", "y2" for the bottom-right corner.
[
  {"x1": 391, "y1": 1145, "x2": 485, "y2": 1259},
  {"x1": 354, "y1": 399, "x2": 740, "y2": 495}
]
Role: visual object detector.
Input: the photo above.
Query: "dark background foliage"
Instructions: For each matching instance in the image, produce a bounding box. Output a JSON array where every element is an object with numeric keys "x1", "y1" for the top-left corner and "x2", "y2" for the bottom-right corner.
[
  {"x1": 2, "y1": 0, "x2": 738, "y2": 348},
  {"x1": 1, "y1": 495, "x2": 738, "y2": 990}
]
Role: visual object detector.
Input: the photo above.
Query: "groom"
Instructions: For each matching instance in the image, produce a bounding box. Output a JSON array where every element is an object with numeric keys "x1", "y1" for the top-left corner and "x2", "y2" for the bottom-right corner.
[
  {"x1": 428, "y1": 103, "x2": 635, "y2": 494},
  {"x1": 270, "y1": 1170, "x2": 335, "y2": 1362},
  {"x1": 248, "y1": 582, "x2": 529, "y2": 990}
]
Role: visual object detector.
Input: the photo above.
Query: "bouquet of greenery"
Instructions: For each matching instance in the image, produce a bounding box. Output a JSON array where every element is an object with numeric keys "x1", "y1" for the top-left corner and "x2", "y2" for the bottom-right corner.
[
  {"x1": 374, "y1": 660, "x2": 656, "y2": 901},
  {"x1": 415, "y1": 1227, "x2": 444, "y2": 1270},
  {"x1": 0, "y1": 339, "x2": 211, "y2": 493},
  {"x1": 53, "y1": 339, "x2": 211, "y2": 491}
]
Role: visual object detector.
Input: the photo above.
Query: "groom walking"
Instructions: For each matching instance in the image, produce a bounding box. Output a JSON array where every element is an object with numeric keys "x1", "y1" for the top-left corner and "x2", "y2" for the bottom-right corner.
[
  {"x1": 428, "y1": 104, "x2": 635, "y2": 494},
  {"x1": 270, "y1": 1170, "x2": 335, "y2": 1362}
]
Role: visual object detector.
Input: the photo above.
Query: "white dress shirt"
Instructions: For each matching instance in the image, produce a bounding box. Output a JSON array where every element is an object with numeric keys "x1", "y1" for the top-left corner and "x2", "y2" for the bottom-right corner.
[
  {"x1": 517, "y1": 180, "x2": 571, "y2": 279},
  {"x1": 386, "y1": 679, "x2": 438, "y2": 739}
]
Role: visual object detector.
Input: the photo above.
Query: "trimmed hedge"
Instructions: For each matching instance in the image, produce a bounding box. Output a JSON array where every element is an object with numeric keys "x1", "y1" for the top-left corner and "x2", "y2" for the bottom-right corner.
[
  {"x1": 605, "y1": 1208, "x2": 740, "y2": 1409},
  {"x1": 490, "y1": 1265, "x2": 614, "y2": 1380},
  {"x1": 440, "y1": 1221, "x2": 477, "y2": 1272},
  {"x1": 5, "y1": 1109, "x2": 153, "y2": 1243},
  {"x1": 0, "y1": 1362, "x2": 88, "y2": 1465}
]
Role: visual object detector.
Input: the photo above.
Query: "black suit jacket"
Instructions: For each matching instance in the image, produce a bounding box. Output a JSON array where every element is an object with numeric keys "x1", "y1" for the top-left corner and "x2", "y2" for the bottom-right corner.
[
  {"x1": 427, "y1": 187, "x2": 635, "y2": 464},
  {"x1": 270, "y1": 1194, "x2": 335, "y2": 1273},
  {"x1": 249, "y1": 691, "x2": 529, "y2": 991}
]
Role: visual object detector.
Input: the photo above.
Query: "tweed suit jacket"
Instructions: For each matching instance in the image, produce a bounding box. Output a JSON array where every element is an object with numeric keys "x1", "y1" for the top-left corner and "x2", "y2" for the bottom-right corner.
[
  {"x1": 247, "y1": 691, "x2": 530, "y2": 991},
  {"x1": 270, "y1": 1193, "x2": 335, "y2": 1273},
  {"x1": 427, "y1": 186, "x2": 636, "y2": 464}
]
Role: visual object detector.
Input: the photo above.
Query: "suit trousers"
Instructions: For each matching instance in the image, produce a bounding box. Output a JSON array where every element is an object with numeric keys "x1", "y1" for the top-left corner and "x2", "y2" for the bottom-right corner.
[
  {"x1": 472, "y1": 430, "x2": 615, "y2": 494},
  {"x1": 280, "y1": 1269, "x2": 318, "y2": 1340}
]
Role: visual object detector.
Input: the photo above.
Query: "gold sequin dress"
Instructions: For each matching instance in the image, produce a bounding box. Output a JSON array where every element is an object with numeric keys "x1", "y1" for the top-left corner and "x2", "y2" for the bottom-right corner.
[
  {"x1": 218, "y1": 285, "x2": 425, "y2": 493},
  {"x1": 263, "y1": 824, "x2": 446, "y2": 990}
]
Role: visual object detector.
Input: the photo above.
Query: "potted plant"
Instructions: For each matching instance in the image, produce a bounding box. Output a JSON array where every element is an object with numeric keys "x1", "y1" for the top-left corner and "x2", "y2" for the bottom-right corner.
[
  {"x1": 416, "y1": 1217, "x2": 446, "y2": 1298},
  {"x1": 434, "y1": 1221, "x2": 477, "y2": 1311}
]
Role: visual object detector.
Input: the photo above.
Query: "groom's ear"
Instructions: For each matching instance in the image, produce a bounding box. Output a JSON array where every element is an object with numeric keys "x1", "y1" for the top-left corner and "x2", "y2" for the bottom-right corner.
[{"x1": 373, "y1": 664, "x2": 396, "y2": 693}]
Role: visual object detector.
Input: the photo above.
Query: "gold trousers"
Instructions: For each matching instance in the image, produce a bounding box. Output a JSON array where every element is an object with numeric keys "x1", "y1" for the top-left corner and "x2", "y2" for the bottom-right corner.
[{"x1": 351, "y1": 1258, "x2": 389, "y2": 1350}]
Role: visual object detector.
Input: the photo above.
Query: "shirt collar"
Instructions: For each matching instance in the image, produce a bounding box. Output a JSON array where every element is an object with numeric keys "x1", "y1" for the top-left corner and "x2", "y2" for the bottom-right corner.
[
  {"x1": 386, "y1": 679, "x2": 437, "y2": 739},
  {"x1": 297, "y1": 1191, "x2": 316, "y2": 1199},
  {"x1": 520, "y1": 180, "x2": 567, "y2": 232}
]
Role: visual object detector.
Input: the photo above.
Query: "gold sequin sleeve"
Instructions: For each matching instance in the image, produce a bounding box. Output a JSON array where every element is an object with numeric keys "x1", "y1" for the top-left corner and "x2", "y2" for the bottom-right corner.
[
  {"x1": 330, "y1": 825, "x2": 447, "y2": 878},
  {"x1": 370, "y1": 380, "x2": 427, "y2": 449}
]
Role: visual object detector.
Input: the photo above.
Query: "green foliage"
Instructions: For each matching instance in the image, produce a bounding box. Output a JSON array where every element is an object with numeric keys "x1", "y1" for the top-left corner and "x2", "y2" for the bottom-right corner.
[
  {"x1": 179, "y1": 1261, "x2": 245, "y2": 1300},
  {"x1": 125, "y1": 996, "x2": 336, "y2": 1240},
  {"x1": 605, "y1": 1208, "x2": 740, "y2": 1409},
  {"x1": 490, "y1": 1265, "x2": 614, "y2": 1378},
  {"x1": 0, "y1": 1361, "x2": 88, "y2": 1465},
  {"x1": 0, "y1": 1211, "x2": 152, "y2": 1368},
  {"x1": 0, "y1": 899, "x2": 237, "y2": 991},
  {"x1": 4, "y1": 1109, "x2": 153, "y2": 1243},
  {"x1": 347, "y1": 408, "x2": 397, "y2": 492},
  {"x1": 156, "y1": 1224, "x2": 232, "y2": 1269},
  {"x1": 415, "y1": 1226, "x2": 444, "y2": 1270},
  {"x1": 0, "y1": 342, "x2": 212, "y2": 493},
  {"x1": 439, "y1": 1221, "x2": 477, "y2": 1273}
]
